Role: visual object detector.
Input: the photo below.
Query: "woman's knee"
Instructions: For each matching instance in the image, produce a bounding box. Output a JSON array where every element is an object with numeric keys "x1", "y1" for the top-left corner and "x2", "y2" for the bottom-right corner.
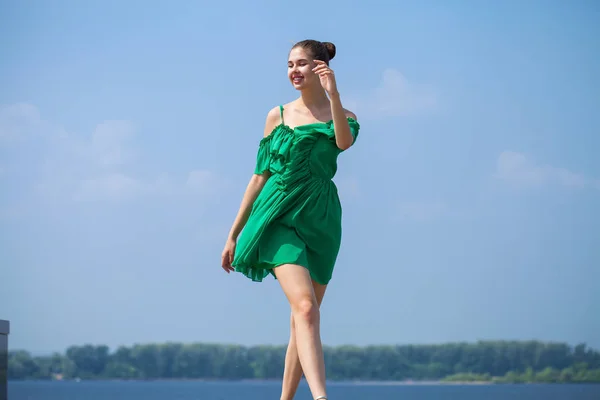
[{"x1": 291, "y1": 296, "x2": 320, "y2": 326}]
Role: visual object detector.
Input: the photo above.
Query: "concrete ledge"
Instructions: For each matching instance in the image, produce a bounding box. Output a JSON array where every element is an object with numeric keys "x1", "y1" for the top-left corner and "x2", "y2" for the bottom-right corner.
[
  {"x1": 0, "y1": 319, "x2": 8, "y2": 400},
  {"x1": 0, "y1": 320, "x2": 8, "y2": 335}
]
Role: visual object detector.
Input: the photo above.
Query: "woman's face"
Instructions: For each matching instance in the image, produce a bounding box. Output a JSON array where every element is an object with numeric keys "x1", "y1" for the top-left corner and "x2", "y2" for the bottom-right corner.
[{"x1": 287, "y1": 47, "x2": 317, "y2": 90}]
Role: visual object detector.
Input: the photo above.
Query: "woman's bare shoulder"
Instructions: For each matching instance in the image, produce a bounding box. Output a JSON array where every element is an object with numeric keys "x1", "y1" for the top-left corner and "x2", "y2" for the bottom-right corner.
[
  {"x1": 263, "y1": 105, "x2": 284, "y2": 137},
  {"x1": 344, "y1": 108, "x2": 357, "y2": 121}
]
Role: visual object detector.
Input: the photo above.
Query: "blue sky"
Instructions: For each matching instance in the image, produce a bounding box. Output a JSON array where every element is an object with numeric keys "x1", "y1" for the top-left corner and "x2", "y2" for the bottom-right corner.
[{"x1": 1, "y1": 0, "x2": 599, "y2": 355}]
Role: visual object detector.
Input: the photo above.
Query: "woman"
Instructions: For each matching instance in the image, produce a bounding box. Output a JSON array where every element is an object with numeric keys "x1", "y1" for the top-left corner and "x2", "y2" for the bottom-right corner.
[{"x1": 221, "y1": 39, "x2": 360, "y2": 400}]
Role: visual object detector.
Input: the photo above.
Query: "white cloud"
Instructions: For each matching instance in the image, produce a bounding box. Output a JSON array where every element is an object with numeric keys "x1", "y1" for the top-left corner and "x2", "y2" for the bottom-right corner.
[
  {"x1": 0, "y1": 102, "x2": 65, "y2": 142},
  {"x1": 71, "y1": 170, "x2": 224, "y2": 203},
  {"x1": 396, "y1": 201, "x2": 447, "y2": 222},
  {"x1": 72, "y1": 173, "x2": 174, "y2": 203},
  {"x1": 1, "y1": 103, "x2": 224, "y2": 204},
  {"x1": 31, "y1": 116, "x2": 147, "y2": 202},
  {"x1": 495, "y1": 151, "x2": 597, "y2": 189},
  {"x1": 0, "y1": 103, "x2": 40, "y2": 139},
  {"x1": 351, "y1": 69, "x2": 437, "y2": 118}
]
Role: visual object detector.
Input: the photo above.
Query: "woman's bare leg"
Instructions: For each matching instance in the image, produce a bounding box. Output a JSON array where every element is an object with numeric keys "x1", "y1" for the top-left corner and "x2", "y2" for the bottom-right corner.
[
  {"x1": 273, "y1": 264, "x2": 328, "y2": 399},
  {"x1": 280, "y1": 280, "x2": 327, "y2": 400}
]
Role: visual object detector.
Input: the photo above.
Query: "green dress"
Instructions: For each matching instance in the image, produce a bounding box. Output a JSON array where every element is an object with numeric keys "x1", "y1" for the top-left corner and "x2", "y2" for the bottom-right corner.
[{"x1": 232, "y1": 105, "x2": 360, "y2": 285}]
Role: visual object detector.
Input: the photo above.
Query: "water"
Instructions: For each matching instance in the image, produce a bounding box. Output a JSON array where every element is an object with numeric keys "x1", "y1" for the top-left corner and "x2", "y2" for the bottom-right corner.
[{"x1": 8, "y1": 380, "x2": 600, "y2": 400}]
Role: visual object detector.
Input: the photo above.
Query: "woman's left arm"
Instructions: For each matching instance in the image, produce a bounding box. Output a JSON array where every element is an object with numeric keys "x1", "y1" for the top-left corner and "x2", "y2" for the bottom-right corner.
[
  {"x1": 313, "y1": 60, "x2": 357, "y2": 150},
  {"x1": 329, "y1": 92, "x2": 355, "y2": 150}
]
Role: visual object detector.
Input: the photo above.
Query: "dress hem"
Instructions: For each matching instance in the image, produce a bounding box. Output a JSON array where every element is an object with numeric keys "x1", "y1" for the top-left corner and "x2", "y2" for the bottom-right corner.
[{"x1": 233, "y1": 261, "x2": 330, "y2": 286}]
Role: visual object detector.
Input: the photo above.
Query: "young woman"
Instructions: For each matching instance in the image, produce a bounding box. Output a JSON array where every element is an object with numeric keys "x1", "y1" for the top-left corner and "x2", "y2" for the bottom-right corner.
[{"x1": 221, "y1": 39, "x2": 360, "y2": 400}]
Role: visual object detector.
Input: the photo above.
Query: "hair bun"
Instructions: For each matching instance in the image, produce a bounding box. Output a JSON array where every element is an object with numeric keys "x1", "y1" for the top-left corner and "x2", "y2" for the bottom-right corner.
[{"x1": 322, "y1": 42, "x2": 336, "y2": 61}]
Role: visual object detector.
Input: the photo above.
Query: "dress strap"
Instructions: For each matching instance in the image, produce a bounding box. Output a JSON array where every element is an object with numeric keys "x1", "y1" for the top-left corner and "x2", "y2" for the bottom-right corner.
[{"x1": 279, "y1": 105, "x2": 284, "y2": 125}]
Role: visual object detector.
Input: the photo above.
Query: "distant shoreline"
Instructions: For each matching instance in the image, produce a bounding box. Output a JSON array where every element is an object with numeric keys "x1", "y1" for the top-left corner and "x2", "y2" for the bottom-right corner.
[{"x1": 9, "y1": 340, "x2": 600, "y2": 384}]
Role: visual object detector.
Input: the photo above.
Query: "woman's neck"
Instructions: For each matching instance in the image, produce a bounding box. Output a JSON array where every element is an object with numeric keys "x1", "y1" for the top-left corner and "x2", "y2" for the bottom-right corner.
[{"x1": 298, "y1": 86, "x2": 330, "y2": 113}]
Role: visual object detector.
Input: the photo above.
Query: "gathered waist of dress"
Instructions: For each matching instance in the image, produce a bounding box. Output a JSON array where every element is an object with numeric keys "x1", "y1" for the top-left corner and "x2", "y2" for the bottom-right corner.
[{"x1": 271, "y1": 172, "x2": 337, "y2": 195}]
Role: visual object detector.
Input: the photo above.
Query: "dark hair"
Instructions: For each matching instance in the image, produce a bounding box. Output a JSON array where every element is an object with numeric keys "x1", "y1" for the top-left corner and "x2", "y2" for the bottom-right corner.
[{"x1": 291, "y1": 40, "x2": 336, "y2": 64}]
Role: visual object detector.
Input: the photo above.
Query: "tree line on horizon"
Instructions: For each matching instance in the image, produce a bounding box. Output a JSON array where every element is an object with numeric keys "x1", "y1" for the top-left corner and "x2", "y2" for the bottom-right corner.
[{"x1": 8, "y1": 340, "x2": 600, "y2": 383}]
